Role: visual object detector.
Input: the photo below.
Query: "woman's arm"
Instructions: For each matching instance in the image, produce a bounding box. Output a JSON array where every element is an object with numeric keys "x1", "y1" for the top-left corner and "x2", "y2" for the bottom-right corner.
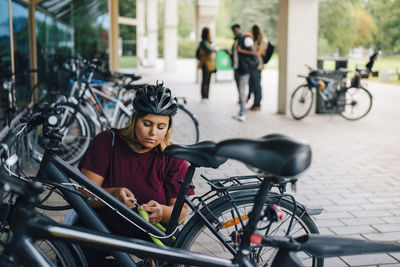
[
  {"x1": 80, "y1": 168, "x2": 136, "y2": 209},
  {"x1": 142, "y1": 198, "x2": 188, "y2": 225},
  {"x1": 200, "y1": 40, "x2": 216, "y2": 53}
]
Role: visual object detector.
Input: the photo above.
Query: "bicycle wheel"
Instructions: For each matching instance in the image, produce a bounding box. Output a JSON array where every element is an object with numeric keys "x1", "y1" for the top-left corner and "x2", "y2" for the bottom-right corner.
[
  {"x1": 28, "y1": 103, "x2": 95, "y2": 165},
  {"x1": 0, "y1": 205, "x2": 82, "y2": 267},
  {"x1": 290, "y1": 85, "x2": 314, "y2": 120},
  {"x1": 171, "y1": 106, "x2": 199, "y2": 145},
  {"x1": 116, "y1": 110, "x2": 131, "y2": 129},
  {"x1": 339, "y1": 86, "x2": 372, "y2": 120},
  {"x1": 175, "y1": 192, "x2": 323, "y2": 267}
]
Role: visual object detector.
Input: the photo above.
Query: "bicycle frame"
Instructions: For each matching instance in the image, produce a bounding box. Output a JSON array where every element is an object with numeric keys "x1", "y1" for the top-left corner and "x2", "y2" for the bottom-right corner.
[{"x1": 3, "y1": 172, "x2": 234, "y2": 267}]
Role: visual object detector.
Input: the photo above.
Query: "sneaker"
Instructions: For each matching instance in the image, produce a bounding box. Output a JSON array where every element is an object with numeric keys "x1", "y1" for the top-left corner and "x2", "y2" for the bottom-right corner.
[
  {"x1": 232, "y1": 114, "x2": 246, "y2": 122},
  {"x1": 250, "y1": 105, "x2": 261, "y2": 111}
]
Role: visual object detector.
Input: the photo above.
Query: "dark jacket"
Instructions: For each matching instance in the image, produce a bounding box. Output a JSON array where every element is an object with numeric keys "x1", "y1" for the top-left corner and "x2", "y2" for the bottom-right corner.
[{"x1": 231, "y1": 35, "x2": 259, "y2": 74}]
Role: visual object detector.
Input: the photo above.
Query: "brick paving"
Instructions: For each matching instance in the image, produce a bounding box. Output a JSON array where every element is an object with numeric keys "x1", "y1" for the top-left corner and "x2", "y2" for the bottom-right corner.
[{"x1": 42, "y1": 59, "x2": 400, "y2": 266}]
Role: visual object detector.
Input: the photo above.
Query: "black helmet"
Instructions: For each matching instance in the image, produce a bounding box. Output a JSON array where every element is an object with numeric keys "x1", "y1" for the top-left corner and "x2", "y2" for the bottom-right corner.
[{"x1": 132, "y1": 83, "x2": 178, "y2": 116}]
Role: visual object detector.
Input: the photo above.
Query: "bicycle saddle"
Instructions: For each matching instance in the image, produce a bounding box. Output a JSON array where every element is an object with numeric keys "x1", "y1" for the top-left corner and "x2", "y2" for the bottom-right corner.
[
  {"x1": 215, "y1": 134, "x2": 312, "y2": 177},
  {"x1": 164, "y1": 141, "x2": 227, "y2": 168}
]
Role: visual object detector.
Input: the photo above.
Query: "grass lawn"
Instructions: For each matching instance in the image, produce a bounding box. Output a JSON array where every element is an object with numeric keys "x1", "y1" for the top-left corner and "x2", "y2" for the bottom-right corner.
[
  {"x1": 120, "y1": 56, "x2": 137, "y2": 69},
  {"x1": 321, "y1": 55, "x2": 400, "y2": 85},
  {"x1": 263, "y1": 54, "x2": 400, "y2": 85}
]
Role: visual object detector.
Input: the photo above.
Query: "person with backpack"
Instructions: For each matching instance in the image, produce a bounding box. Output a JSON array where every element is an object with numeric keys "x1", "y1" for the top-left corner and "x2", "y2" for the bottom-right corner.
[
  {"x1": 196, "y1": 27, "x2": 216, "y2": 102},
  {"x1": 228, "y1": 24, "x2": 259, "y2": 121},
  {"x1": 243, "y1": 24, "x2": 268, "y2": 111},
  {"x1": 77, "y1": 83, "x2": 194, "y2": 265}
]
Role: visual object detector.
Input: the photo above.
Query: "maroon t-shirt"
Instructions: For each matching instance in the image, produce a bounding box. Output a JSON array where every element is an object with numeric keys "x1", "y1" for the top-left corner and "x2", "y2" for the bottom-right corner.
[{"x1": 78, "y1": 129, "x2": 193, "y2": 237}]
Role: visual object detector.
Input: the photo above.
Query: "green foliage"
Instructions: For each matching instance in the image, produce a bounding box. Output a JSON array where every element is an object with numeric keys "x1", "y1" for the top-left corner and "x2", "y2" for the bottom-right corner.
[
  {"x1": 366, "y1": 0, "x2": 400, "y2": 53},
  {"x1": 119, "y1": 55, "x2": 137, "y2": 68},
  {"x1": 353, "y1": 9, "x2": 377, "y2": 47},
  {"x1": 178, "y1": 38, "x2": 196, "y2": 58},
  {"x1": 227, "y1": 0, "x2": 278, "y2": 44},
  {"x1": 119, "y1": 0, "x2": 136, "y2": 18},
  {"x1": 319, "y1": 0, "x2": 358, "y2": 56},
  {"x1": 178, "y1": 0, "x2": 195, "y2": 38}
]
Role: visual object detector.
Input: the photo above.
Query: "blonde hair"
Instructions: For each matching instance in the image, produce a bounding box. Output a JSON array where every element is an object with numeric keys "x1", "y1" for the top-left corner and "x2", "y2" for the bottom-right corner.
[{"x1": 120, "y1": 112, "x2": 172, "y2": 152}]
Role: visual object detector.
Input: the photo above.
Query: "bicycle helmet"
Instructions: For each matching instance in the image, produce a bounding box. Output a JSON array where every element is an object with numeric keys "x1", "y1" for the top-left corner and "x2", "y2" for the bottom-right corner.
[{"x1": 132, "y1": 82, "x2": 178, "y2": 116}]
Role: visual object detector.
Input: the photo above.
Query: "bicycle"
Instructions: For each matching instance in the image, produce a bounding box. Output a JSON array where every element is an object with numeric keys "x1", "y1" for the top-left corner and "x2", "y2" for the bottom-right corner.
[
  {"x1": 290, "y1": 66, "x2": 373, "y2": 120},
  {"x1": 28, "y1": 59, "x2": 200, "y2": 165},
  {"x1": 1, "y1": 95, "x2": 320, "y2": 266},
  {"x1": 2, "y1": 117, "x2": 400, "y2": 267}
]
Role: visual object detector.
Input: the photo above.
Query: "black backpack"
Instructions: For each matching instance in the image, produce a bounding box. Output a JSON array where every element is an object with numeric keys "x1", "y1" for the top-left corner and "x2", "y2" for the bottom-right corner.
[{"x1": 262, "y1": 41, "x2": 275, "y2": 64}]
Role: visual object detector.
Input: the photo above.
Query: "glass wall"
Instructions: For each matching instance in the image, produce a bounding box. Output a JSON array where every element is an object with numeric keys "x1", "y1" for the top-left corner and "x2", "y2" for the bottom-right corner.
[
  {"x1": 11, "y1": 1, "x2": 30, "y2": 102},
  {"x1": 0, "y1": 0, "x2": 11, "y2": 82},
  {"x1": 1, "y1": 0, "x2": 110, "y2": 113}
]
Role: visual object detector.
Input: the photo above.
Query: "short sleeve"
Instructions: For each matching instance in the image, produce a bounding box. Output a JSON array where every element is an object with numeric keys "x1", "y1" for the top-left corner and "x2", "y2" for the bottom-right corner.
[
  {"x1": 244, "y1": 37, "x2": 254, "y2": 48},
  {"x1": 164, "y1": 157, "x2": 194, "y2": 199},
  {"x1": 78, "y1": 130, "x2": 113, "y2": 177}
]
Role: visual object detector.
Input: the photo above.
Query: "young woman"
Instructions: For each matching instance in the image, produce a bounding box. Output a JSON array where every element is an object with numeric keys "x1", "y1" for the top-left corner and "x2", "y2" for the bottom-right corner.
[
  {"x1": 197, "y1": 27, "x2": 216, "y2": 102},
  {"x1": 237, "y1": 24, "x2": 268, "y2": 111},
  {"x1": 77, "y1": 83, "x2": 194, "y2": 265},
  {"x1": 249, "y1": 24, "x2": 268, "y2": 110}
]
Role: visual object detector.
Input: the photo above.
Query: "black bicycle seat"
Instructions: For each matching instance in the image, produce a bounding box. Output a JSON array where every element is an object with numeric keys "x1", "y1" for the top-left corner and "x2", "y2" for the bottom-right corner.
[
  {"x1": 215, "y1": 134, "x2": 311, "y2": 177},
  {"x1": 164, "y1": 141, "x2": 227, "y2": 168}
]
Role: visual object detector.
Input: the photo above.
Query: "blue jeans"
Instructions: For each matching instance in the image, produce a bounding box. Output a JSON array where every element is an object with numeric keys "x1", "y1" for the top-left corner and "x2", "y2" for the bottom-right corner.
[
  {"x1": 234, "y1": 70, "x2": 250, "y2": 116},
  {"x1": 249, "y1": 69, "x2": 262, "y2": 106}
]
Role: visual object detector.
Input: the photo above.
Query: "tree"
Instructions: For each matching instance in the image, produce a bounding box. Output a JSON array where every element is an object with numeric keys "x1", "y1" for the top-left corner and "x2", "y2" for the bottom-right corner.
[
  {"x1": 353, "y1": 9, "x2": 377, "y2": 47},
  {"x1": 228, "y1": 0, "x2": 278, "y2": 43},
  {"x1": 319, "y1": 0, "x2": 358, "y2": 56},
  {"x1": 367, "y1": 0, "x2": 400, "y2": 53}
]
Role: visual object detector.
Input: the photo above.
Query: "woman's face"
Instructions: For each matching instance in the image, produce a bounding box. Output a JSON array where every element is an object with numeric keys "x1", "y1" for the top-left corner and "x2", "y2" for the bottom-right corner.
[{"x1": 135, "y1": 114, "x2": 170, "y2": 152}]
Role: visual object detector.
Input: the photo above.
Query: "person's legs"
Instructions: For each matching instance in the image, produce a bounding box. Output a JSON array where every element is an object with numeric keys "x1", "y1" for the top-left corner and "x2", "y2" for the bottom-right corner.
[
  {"x1": 201, "y1": 65, "x2": 211, "y2": 99},
  {"x1": 252, "y1": 69, "x2": 262, "y2": 108},
  {"x1": 238, "y1": 73, "x2": 250, "y2": 116}
]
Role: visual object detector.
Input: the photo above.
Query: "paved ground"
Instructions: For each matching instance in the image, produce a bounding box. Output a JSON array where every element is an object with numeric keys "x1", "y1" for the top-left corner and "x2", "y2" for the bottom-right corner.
[
  {"x1": 135, "y1": 59, "x2": 400, "y2": 267},
  {"x1": 43, "y1": 59, "x2": 400, "y2": 266}
]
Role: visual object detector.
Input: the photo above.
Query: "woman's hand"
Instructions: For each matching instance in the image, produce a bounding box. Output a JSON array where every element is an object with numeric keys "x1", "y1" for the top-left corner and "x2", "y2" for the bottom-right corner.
[
  {"x1": 111, "y1": 187, "x2": 136, "y2": 209},
  {"x1": 142, "y1": 200, "x2": 163, "y2": 224}
]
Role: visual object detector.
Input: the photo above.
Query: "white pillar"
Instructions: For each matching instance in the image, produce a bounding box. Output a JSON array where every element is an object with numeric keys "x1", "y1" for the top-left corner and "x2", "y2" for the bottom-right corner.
[
  {"x1": 147, "y1": 0, "x2": 158, "y2": 67},
  {"x1": 277, "y1": 0, "x2": 319, "y2": 114},
  {"x1": 136, "y1": 0, "x2": 145, "y2": 67},
  {"x1": 195, "y1": 0, "x2": 218, "y2": 42},
  {"x1": 195, "y1": 0, "x2": 218, "y2": 81},
  {"x1": 163, "y1": 0, "x2": 178, "y2": 73}
]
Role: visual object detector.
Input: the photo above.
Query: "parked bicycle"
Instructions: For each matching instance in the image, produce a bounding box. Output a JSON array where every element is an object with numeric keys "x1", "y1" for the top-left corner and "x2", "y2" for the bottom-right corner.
[
  {"x1": 0, "y1": 95, "x2": 320, "y2": 266},
  {"x1": 2, "y1": 102, "x2": 400, "y2": 266},
  {"x1": 290, "y1": 65, "x2": 373, "y2": 120},
  {"x1": 28, "y1": 59, "x2": 200, "y2": 165}
]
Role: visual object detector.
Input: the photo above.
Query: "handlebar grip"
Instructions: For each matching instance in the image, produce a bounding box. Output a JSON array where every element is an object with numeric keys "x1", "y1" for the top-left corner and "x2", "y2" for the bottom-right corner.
[{"x1": 0, "y1": 131, "x2": 17, "y2": 158}]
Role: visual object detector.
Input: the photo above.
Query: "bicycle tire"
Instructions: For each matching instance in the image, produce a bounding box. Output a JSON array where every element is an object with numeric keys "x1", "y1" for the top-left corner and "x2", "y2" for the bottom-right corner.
[
  {"x1": 0, "y1": 205, "x2": 84, "y2": 267},
  {"x1": 339, "y1": 86, "x2": 372, "y2": 120},
  {"x1": 171, "y1": 105, "x2": 199, "y2": 145},
  {"x1": 116, "y1": 110, "x2": 131, "y2": 129},
  {"x1": 175, "y1": 191, "x2": 323, "y2": 267},
  {"x1": 290, "y1": 85, "x2": 314, "y2": 120},
  {"x1": 28, "y1": 103, "x2": 95, "y2": 165}
]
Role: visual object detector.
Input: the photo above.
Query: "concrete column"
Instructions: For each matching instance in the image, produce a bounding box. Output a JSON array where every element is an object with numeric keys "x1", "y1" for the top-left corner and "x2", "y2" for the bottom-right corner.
[
  {"x1": 195, "y1": 0, "x2": 218, "y2": 42},
  {"x1": 136, "y1": 0, "x2": 145, "y2": 67},
  {"x1": 146, "y1": 0, "x2": 158, "y2": 67},
  {"x1": 163, "y1": 0, "x2": 178, "y2": 73},
  {"x1": 277, "y1": 0, "x2": 319, "y2": 114},
  {"x1": 108, "y1": 0, "x2": 119, "y2": 72}
]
